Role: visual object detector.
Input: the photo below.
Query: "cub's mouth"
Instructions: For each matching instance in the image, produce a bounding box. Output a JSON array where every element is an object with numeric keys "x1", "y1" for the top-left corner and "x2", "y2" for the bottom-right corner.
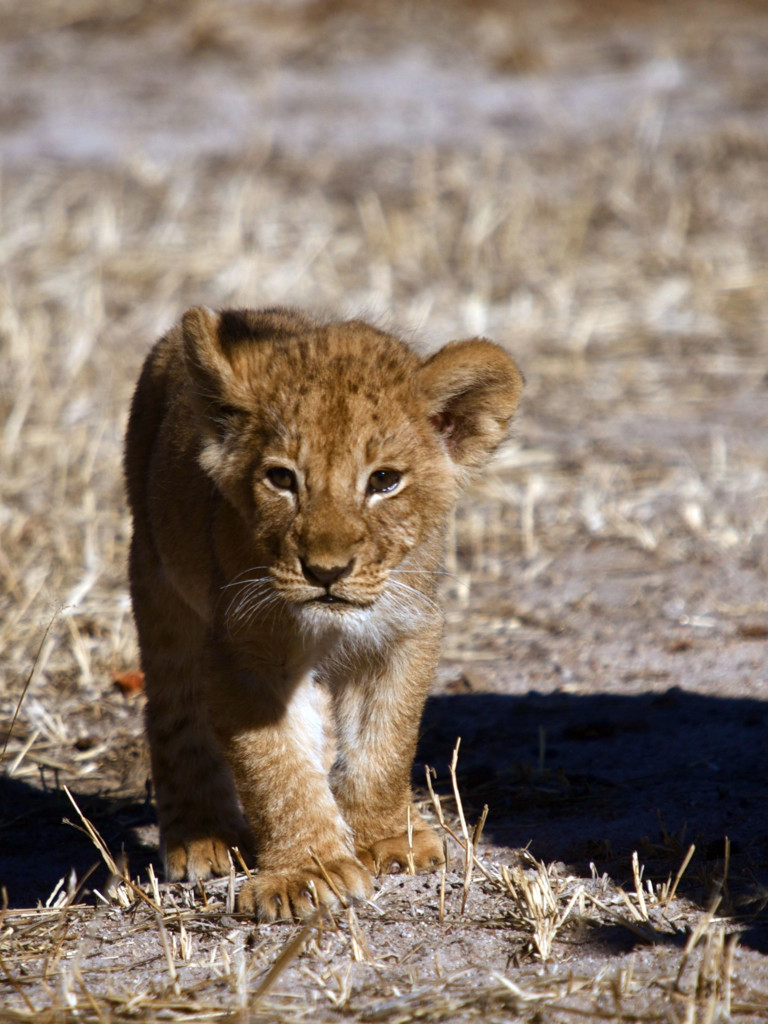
[{"x1": 304, "y1": 592, "x2": 375, "y2": 611}]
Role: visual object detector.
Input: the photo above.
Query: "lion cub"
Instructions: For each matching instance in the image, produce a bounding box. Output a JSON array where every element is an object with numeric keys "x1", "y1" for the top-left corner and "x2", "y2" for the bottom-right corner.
[{"x1": 124, "y1": 307, "x2": 522, "y2": 920}]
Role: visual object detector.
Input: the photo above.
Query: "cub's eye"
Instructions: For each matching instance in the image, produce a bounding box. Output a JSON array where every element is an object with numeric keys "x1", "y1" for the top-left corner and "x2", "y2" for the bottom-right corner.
[
  {"x1": 266, "y1": 466, "x2": 297, "y2": 492},
  {"x1": 368, "y1": 469, "x2": 401, "y2": 495}
]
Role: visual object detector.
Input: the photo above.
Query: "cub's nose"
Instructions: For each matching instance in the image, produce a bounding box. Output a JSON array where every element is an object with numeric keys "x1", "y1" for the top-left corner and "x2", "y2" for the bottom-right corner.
[{"x1": 301, "y1": 559, "x2": 354, "y2": 588}]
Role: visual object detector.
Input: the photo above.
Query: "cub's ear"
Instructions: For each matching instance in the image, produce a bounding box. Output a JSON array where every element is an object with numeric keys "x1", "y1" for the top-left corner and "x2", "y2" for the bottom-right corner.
[
  {"x1": 182, "y1": 306, "x2": 232, "y2": 402},
  {"x1": 182, "y1": 307, "x2": 247, "y2": 432},
  {"x1": 419, "y1": 338, "x2": 523, "y2": 468}
]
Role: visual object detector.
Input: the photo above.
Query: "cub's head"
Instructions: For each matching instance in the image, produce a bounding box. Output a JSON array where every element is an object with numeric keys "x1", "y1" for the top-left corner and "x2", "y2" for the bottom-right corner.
[{"x1": 182, "y1": 307, "x2": 523, "y2": 632}]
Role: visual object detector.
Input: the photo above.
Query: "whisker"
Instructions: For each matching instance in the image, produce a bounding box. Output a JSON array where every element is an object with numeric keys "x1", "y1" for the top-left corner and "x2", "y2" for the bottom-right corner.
[
  {"x1": 223, "y1": 572, "x2": 284, "y2": 633},
  {"x1": 232, "y1": 583, "x2": 272, "y2": 615},
  {"x1": 389, "y1": 569, "x2": 456, "y2": 578},
  {"x1": 237, "y1": 590, "x2": 283, "y2": 632},
  {"x1": 221, "y1": 567, "x2": 272, "y2": 590},
  {"x1": 385, "y1": 577, "x2": 441, "y2": 615}
]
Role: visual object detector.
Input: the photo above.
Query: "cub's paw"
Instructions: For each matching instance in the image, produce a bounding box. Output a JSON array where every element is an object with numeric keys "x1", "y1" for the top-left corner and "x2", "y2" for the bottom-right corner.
[
  {"x1": 357, "y1": 827, "x2": 445, "y2": 876},
  {"x1": 237, "y1": 857, "x2": 373, "y2": 921},
  {"x1": 165, "y1": 834, "x2": 250, "y2": 882}
]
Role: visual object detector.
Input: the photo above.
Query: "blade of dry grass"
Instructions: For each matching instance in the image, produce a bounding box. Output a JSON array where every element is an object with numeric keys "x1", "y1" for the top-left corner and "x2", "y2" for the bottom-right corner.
[
  {"x1": 1, "y1": 609, "x2": 60, "y2": 762},
  {"x1": 425, "y1": 763, "x2": 497, "y2": 888},
  {"x1": 62, "y1": 787, "x2": 161, "y2": 913},
  {"x1": 251, "y1": 912, "x2": 323, "y2": 1005}
]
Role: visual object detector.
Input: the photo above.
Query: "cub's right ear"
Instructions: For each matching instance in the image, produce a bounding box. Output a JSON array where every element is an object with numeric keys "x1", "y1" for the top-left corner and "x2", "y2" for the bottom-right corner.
[
  {"x1": 182, "y1": 306, "x2": 250, "y2": 435},
  {"x1": 182, "y1": 306, "x2": 231, "y2": 403}
]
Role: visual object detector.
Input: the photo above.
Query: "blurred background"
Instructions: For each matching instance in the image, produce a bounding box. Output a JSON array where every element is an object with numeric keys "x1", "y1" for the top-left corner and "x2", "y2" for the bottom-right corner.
[{"x1": 2, "y1": 0, "x2": 766, "y2": 679}]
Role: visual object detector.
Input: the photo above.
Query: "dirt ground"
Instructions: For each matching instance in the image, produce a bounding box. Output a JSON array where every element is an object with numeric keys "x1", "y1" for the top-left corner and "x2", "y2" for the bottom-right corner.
[{"x1": 1, "y1": 1, "x2": 768, "y2": 1020}]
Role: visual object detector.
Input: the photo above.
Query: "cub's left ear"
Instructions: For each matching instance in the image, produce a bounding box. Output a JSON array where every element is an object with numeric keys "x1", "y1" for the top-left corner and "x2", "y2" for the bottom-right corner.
[{"x1": 419, "y1": 339, "x2": 523, "y2": 467}]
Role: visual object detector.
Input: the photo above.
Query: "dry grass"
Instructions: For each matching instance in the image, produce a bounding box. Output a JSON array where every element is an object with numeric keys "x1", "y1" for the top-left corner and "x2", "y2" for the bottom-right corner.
[
  {"x1": 0, "y1": 754, "x2": 742, "y2": 1023},
  {"x1": 2, "y1": 0, "x2": 768, "y2": 1020}
]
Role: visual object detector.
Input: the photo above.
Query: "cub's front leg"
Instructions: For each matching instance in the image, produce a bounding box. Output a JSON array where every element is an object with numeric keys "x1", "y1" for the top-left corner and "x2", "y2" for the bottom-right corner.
[
  {"x1": 330, "y1": 632, "x2": 446, "y2": 877},
  {"x1": 207, "y1": 664, "x2": 372, "y2": 921},
  {"x1": 130, "y1": 549, "x2": 252, "y2": 882}
]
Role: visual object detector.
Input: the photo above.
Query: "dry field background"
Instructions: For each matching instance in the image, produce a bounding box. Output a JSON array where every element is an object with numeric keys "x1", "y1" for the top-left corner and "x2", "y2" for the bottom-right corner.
[{"x1": 2, "y1": 0, "x2": 768, "y2": 1020}]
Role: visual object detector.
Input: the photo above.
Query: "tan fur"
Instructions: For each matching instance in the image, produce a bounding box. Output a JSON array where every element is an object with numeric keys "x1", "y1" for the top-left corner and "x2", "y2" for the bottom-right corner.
[{"x1": 124, "y1": 307, "x2": 523, "y2": 920}]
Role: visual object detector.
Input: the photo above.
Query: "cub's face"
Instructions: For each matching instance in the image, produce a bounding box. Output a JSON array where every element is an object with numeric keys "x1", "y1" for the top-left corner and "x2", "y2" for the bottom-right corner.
[{"x1": 182, "y1": 308, "x2": 523, "y2": 632}]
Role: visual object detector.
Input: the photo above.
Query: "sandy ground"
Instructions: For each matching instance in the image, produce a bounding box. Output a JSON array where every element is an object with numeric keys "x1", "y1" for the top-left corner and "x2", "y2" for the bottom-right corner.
[{"x1": 1, "y1": 1, "x2": 768, "y2": 1020}]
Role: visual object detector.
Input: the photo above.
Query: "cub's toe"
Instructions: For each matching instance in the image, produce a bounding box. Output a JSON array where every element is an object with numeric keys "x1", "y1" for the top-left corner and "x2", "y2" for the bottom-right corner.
[
  {"x1": 237, "y1": 857, "x2": 372, "y2": 921},
  {"x1": 165, "y1": 836, "x2": 245, "y2": 882},
  {"x1": 358, "y1": 828, "x2": 445, "y2": 876}
]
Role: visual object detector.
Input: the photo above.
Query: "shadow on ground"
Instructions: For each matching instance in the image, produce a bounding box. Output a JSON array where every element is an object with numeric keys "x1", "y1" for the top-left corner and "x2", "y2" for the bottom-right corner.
[
  {"x1": 418, "y1": 688, "x2": 768, "y2": 951},
  {"x1": 0, "y1": 776, "x2": 158, "y2": 909},
  {"x1": 2, "y1": 688, "x2": 766, "y2": 947}
]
